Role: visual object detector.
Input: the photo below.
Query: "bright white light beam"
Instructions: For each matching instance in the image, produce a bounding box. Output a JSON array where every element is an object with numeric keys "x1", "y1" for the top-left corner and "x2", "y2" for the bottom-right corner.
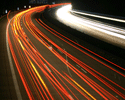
[
  {"x1": 56, "y1": 4, "x2": 125, "y2": 40},
  {"x1": 70, "y1": 9, "x2": 125, "y2": 23}
]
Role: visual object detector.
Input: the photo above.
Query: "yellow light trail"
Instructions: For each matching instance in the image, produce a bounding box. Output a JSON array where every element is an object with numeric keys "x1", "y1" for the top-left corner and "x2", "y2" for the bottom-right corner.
[{"x1": 29, "y1": 59, "x2": 49, "y2": 92}]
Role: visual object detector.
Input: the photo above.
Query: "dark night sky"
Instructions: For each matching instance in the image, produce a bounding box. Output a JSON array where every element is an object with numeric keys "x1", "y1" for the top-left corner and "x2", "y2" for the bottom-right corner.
[
  {"x1": 0, "y1": 0, "x2": 71, "y2": 15},
  {"x1": 71, "y1": 0, "x2": 125, "y2": 17},
  {"x1": 1, "y1": 0, "x2": 29, "y2": 8},
  {"x1": 0, "y1": 0, "x2": 125, "y2": 18},
  {"x1": 0, "y1": 0, "x2": 29, "y2": 14}
]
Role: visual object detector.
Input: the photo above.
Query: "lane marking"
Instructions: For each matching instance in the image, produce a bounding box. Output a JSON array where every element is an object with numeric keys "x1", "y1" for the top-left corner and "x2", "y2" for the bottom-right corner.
[
  {"x1": 64, "y1": 49, "x2": 72, "y2": 77},
  {"x1": 49, "y1": 45, "x2": 52, "y2": 50},
  {"x1": 76, "y1": 65, "x2": 87, "y2": 73},
  {"x1": 44, "y1": 64, "x2": 51, "y2": 72},
  {"x1": 6, "y1": 17, "x2": 22, "y2": 100},
  {"x1": 81, "y1": 68, "x2": 87, "y2": 73},
  {"x1": 57, "y1": 49, "x2": 63, "y2": 54}
]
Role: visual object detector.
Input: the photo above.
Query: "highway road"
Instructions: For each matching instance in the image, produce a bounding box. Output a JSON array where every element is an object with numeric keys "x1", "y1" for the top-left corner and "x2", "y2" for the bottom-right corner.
[{"x1": 0, "y1": 3, "x2": 125, "y2": 100}]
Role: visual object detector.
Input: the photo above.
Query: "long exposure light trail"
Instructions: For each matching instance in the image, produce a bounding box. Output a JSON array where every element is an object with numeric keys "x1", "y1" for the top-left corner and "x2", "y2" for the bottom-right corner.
[
  {"x1": 56, "y1": 5, "x2": 125, "y2": 48},
  {"x1": 70, "y1": 10, "x2": 125, "y2": 23},
  {"x1": 6, "y1": 3, "x2": 125, "y2": 100},
  {"x1": 36, "y1": 18, "x2": 125, "y2": 72},
  {"x1": 35, "y1": 17, "x2": 125, "y2": 93},
  {"x1": 31, "y1": 9, "x2": 125, "y2": 99}
]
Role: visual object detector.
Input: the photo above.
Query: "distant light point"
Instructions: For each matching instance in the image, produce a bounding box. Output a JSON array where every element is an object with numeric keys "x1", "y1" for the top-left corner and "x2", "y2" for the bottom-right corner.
[
  {"x1": 24, "y1": 6, "x2": 26, "y2": 8},
  {"x1": 5, "y1": 10, "x2": 8, "y2": 14},
  {"x1": 29, "y1": 5, "x2": 31, "y2": 8},
  {"x1": 17, "y1": 7, "x2": 19, "y2": 10}
]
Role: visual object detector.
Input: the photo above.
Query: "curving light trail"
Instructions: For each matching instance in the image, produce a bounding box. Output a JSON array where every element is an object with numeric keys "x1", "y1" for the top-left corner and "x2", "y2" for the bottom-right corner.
[
  {"x1": 70, "y1": 10, "x2": 125, "y2": 23},
  {"x1": 6, "y1": 3, "x2": 125, "y2": 100},
  {"x1": 56, "y1": 5, "x2": 125, "y2": 48}
]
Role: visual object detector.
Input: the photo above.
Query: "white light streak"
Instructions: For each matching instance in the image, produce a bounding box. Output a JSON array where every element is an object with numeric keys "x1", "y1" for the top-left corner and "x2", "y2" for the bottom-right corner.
[
  {"x1": 56, "y1": 4, "x2": 125, "y2": 40},
  {"x1": 70, "y1": 10, "x2": 125, "y2": 23}
]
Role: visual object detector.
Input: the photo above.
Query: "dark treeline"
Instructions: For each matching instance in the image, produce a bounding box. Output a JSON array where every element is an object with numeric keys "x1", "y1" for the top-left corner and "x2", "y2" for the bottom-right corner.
[
  {"x1": 0, "y1": 0, "x2": 29, "y2": 15},
  {"x1": 71, "y1": 0, "x2": 125, "y2": 18},
  {"x1": 48, "y1": 0, "x2": 71, "y2": 4},
  {"x1": 0, "y1": 0, "x2": 71, "y2": 15},
  {"x1": 1, "y1": 0, "x2": 124, "y2": 18}
]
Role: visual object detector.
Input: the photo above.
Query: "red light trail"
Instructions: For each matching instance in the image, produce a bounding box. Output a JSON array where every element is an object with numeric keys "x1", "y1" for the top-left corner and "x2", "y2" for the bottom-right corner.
[{"x1": 6, "y1": 3, "x2": 125, "y2": 100}]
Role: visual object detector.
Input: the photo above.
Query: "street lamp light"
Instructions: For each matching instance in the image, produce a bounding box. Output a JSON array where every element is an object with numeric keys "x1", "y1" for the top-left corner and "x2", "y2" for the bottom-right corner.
[
  {"x1": 29, "y1": 5, "x2": 31, "y2": 8},
  {"x1": 5, "y1": 10, "x2": 8, "y2": 14},
  {"x1": 17, "y1": 7, "x2": 19, "y2": 10},
  {"x1": 24, "y1": 5, "x2": 26, "y2": 8}
]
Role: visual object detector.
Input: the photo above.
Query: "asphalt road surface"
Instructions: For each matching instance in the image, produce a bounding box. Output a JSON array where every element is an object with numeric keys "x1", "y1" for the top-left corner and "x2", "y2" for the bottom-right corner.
[{"x1": 0, "y1": 4, "x2": 125, "y2": 100}]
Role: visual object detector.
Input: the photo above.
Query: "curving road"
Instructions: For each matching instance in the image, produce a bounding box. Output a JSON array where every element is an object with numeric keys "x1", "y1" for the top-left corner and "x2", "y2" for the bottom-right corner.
[{"x1": 1, "y1": 3, "x2": 125, "y2": 100}]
